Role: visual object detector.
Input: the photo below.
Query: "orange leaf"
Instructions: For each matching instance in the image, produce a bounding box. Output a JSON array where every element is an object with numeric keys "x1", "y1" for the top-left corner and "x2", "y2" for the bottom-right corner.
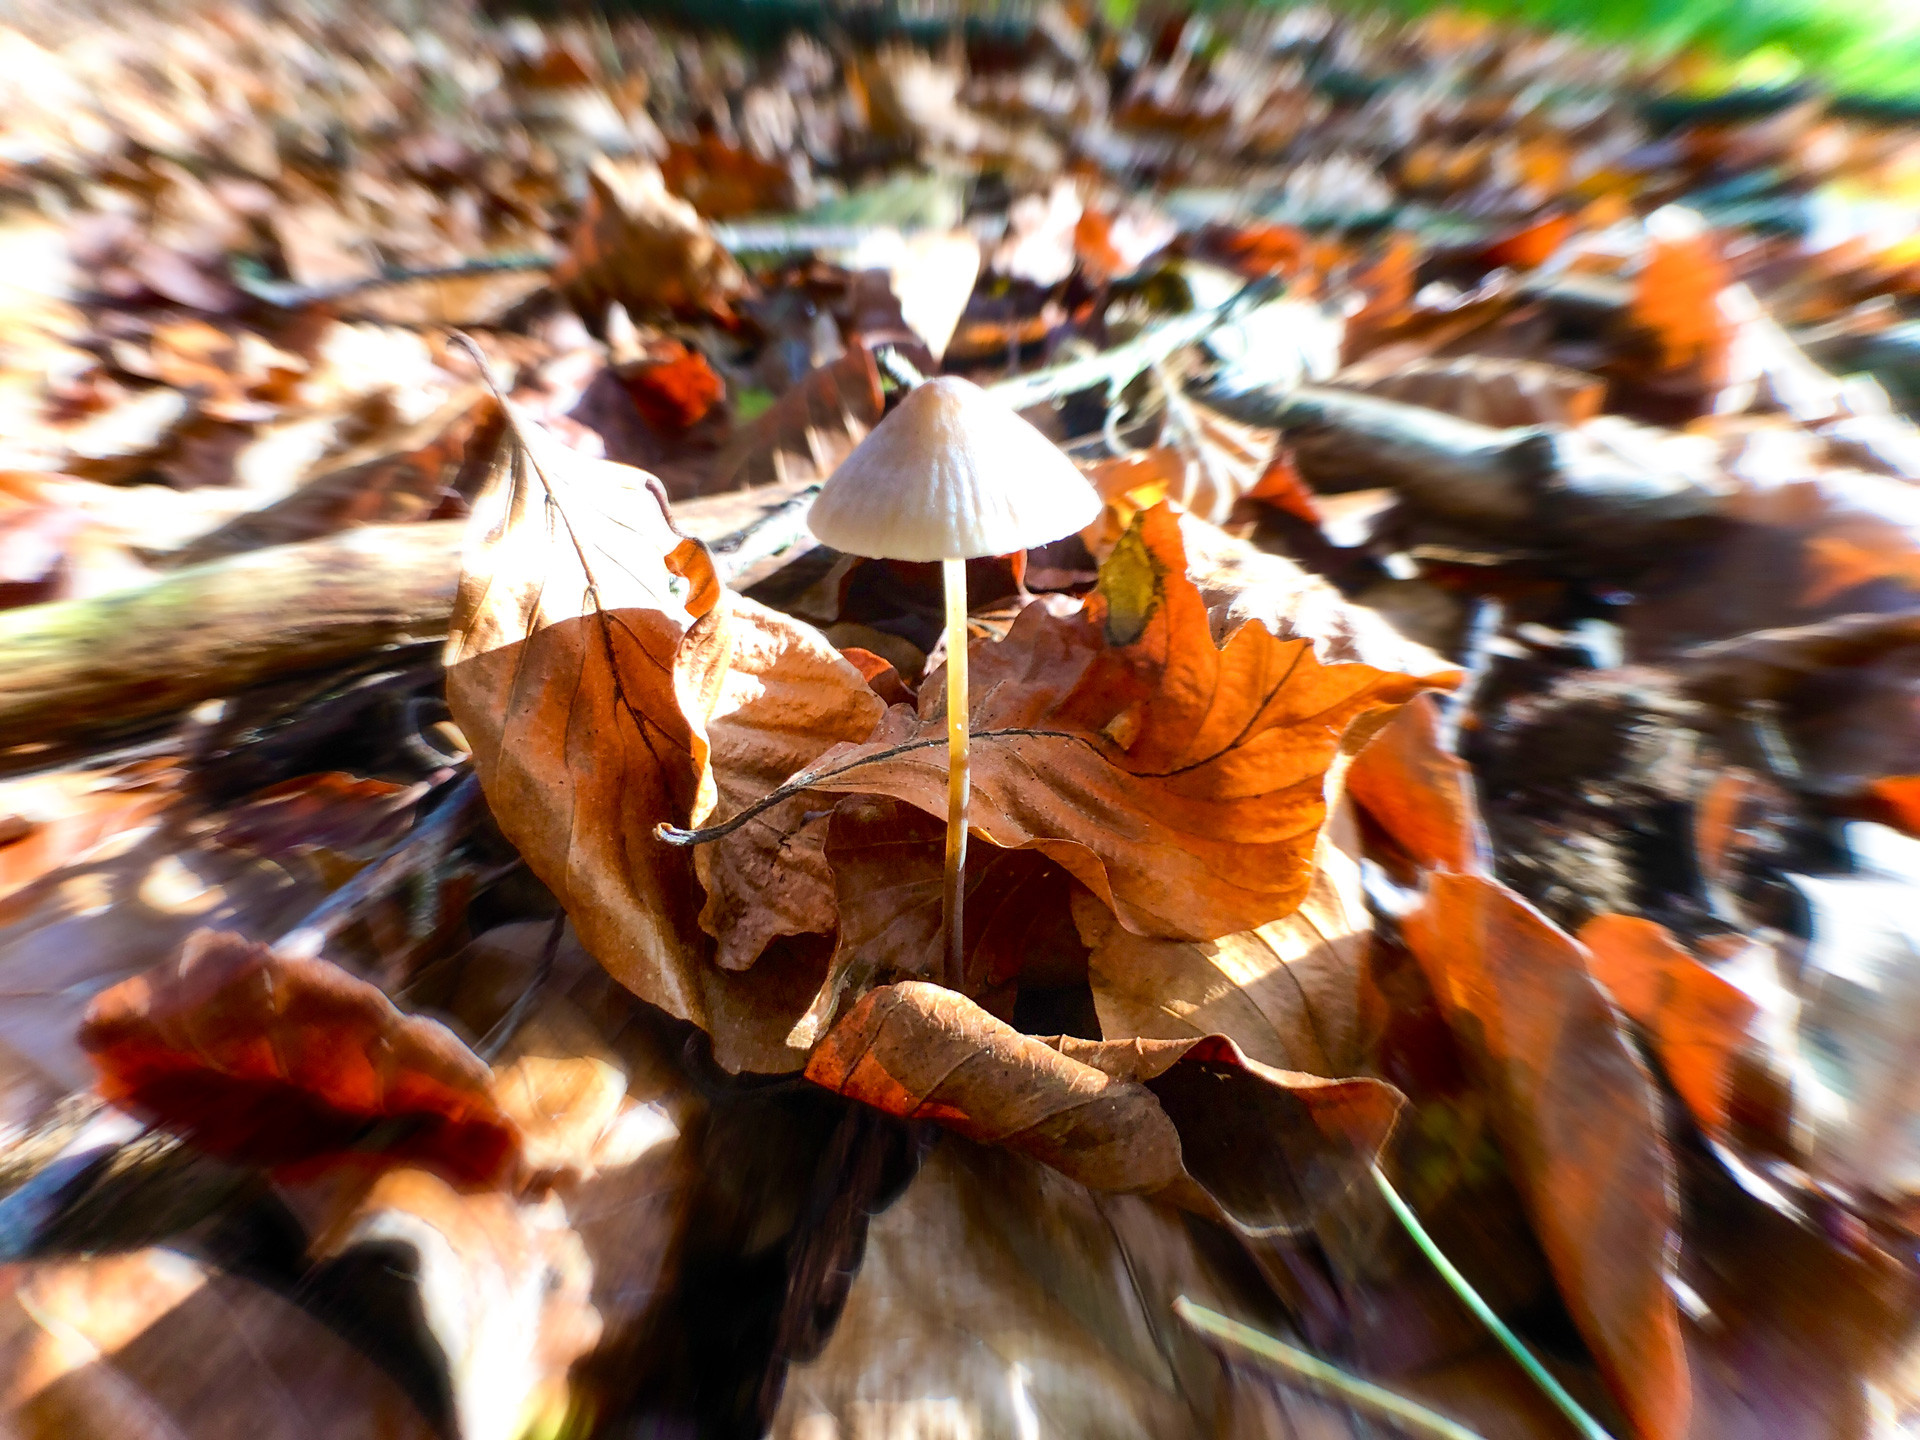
[
  {"x1": 1863, "y1": 775, "x2": 1920, "y2": 838},
  {"x1": 1348, "y1": 693, "x2": 1489, "y2": 874},
  {"x1": 618, "y1": 340, "x2": 724, "y2": 431},
  {"x1": 1631, "y1": 224, "x2": 1732, "y2": 379},
  {"x1": 1579, "y1": 914, "x2": 1759, "y2": 1139},
  {"x1": 1076, "y1": 800, "x2": 1370, "y2": 1076},
  {"x1": 805, "y1": 981, "x2": 1401, "y2": 1234},
  {"x1": 802, "y1": 504, "x2": 1448, "y2": 940},
  {"x1": 78, "y1": 928, "x2": 519, "y2": 1183},
  {"x1": 1403, "y1": 875, "x2": 1689, "y2": 1440}
]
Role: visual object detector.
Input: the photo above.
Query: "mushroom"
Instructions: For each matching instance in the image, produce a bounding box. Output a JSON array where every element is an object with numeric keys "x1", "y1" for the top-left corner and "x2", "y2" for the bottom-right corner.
[{"x1": 809, "y1": 376, "x2": 1100, "y2": 985}]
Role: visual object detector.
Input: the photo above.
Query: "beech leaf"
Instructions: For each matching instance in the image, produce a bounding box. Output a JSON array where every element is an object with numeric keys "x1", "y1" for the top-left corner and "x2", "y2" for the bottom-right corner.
[
  {"x1": 804, "y1": 980, "x2": 1402, "y2": 1236},
  {"x1": 1402, "y1": 874, "x2": 1689, "y2": 1440},
  {"x1": 77, "y1": 928, "x2": 520, "y2": 1184}
]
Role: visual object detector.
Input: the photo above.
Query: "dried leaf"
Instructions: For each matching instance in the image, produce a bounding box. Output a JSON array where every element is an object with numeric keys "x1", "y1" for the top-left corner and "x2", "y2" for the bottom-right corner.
[
  {"x1": 1348, "y1": 693, "x2": 1489, "y2": 874},
  {"x1": 445, "y1": 404, "x2": 882, "y2": 1070},
  {"x1": 805, "y1": 981, "x2": 1401, "y2": 1235},
  {"x1": 794, "y1": 795, "x2": 1078, "y2": 1045},
  {"x1": 0, "y1": 1249, "x2": 436, "y2": 1437},
  {"x1": 774, "y1": 1137, "x2": 1338, "y2": 1439},
  {"x1": 0, "y1": 759, "x2": 178, "y2": 904},
  {"x1": 1402, "y1": 874, "x2": 1689, "y2": 1440},
  {"x1": 555, "y1": 157, "x2": 748, "y2": 324},
  {"x1": 1632, "y1": 215, "x2": 1733, "y2": 382},
  {"x1": 885, "y1": 230, "x2": 981, "y2": 363},
  {"x1": 1578, "y1": 914, "x2": 1759, "y2": 1140},
  {"x1": 1076, "y1": 800, "x2": 1369, "y2": 1075},
  {"x1": 78, "y1": 928, "x2": 519, "y2": 1183},
  {"x1": 801, "y1": 504, "x2": 1444, "y2": 940},
  {"x1": 1331, "y1": 355, "x2": 1604, "y2": 428},
  {"x1": 708, "y1": 346, "x2": 886, "y2": 494},
  {"x1": 311, "y1": 1167, "x2": 601, "y2": 1440},
  {"x1": 1785, "y1": 822, "x2": 1920, "y2": 1198}
]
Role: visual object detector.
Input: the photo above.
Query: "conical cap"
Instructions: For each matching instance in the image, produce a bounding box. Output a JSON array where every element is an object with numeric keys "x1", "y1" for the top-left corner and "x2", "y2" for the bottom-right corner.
[{"x1": 807, "y1": 376, "x2": 1100, "y2": 562}]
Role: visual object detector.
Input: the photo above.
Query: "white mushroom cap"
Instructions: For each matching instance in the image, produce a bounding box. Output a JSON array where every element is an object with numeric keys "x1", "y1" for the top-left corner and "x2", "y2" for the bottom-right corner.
[{"x1": 808, "y1": 376, "x2": 1100, "y2": 562}]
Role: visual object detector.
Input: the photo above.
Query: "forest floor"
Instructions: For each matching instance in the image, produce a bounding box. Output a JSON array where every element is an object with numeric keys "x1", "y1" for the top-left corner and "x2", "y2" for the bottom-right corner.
[{"x1": 2, "y1": 3, "x2": 1920, "y2": 1438}]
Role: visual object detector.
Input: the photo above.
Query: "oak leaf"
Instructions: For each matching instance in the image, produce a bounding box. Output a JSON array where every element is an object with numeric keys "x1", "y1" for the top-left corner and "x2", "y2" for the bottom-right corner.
[
  {"x1": 805, "y1": 981, "x2": 1401, "y2": 1235},
  {"x1": 795, "y1": 504, "x2": 1446, "y2": 940},
  {"x1": 1403, "y1": 874, "x2": 1689, "y2": 1440}
]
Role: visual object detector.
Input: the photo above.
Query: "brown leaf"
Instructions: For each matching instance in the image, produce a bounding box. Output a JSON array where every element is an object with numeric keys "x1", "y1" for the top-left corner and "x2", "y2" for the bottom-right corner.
[
  {"x1": 774, "y1": 1136, "x2": 1345, "y2": 1440},
  {"x1": 805, "y1": 981, "x2": 1401, "y2": 1235},
  {"x1": 0, "y1": 1249, "x2": 436, "y2": 1437},
  {"x1": 198, "y1": 771, "x2": 420, "y2": 863},
  {"x1": 445, "y1": 404, "x2": 882, "y2": 1070},
  {"x1": 1348, "y1": 693, "x2": 1489, "y2": 874},
  {"x1": 1330, "y1": 355, "x2": 1604, "y2": 428},
  {"x1": 311, "y1": 1167, "x2": 602, "y2": 1440},
  {"x1": 800, "y1": 504, "x2": 1446, "y2": 941},
  {"x1": 1075, "y1": 799, "x2": 1369, "y2": 1075},
  {"x1": 78, "y1": 928, "x2": 519, "y2": 1183},
  {"x1": 0, "y1": 758, "x2": 179, "y2": 904},
  {"x1": 1578, "y1": 914, "x2": 1759, "y2": 1139},
  {"x1": 554, "y1": 157, "x2": 748, "y2": 324},
  {"x1": 707, "y1": 346, "x2": 886, "y2": 495},
  {"x1": 1402, "y1": 873, "x2": 1689, "y2": 1440},
  {"x1": 791, "y1": 794, "x2": 1080, "y2": 1044}
]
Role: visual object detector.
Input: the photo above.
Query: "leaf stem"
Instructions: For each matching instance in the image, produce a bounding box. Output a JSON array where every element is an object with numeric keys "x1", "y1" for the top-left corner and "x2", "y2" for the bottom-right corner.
[
  {"x1": 1371, "y1": 1166, "x2": 1615, "y2": 1440},
  {"x1": 1172, "y1": 1296, "x2": 1486, "y2": 1440}
]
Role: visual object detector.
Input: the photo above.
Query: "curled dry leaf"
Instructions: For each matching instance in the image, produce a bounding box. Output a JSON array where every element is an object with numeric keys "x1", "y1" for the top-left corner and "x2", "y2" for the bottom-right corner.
[
  {"x1": 0, "y1": 1248, "x2": 436, "y2": 1438},
  {"x1": 311, "y1": 1166, "x2": 602, "y2": 1440},
  {"x1": 1074, "y1": 800, "x2": 1369, "y2": 1076},
  {"x1": 1578, "y1": 914, "x2": 1759, "y2": 1140},
  {"x1": 804, "y1": 981, "x2": 1401, "y2": 1236},
  {"x1": 1347, "y1": 693, "x2": 1489, "y2": 875},
  {"x1": 445, "y1": 403, "x2": 882, "y2": 1070},
  {"x1": 78, "y1": 928, "x2": 519, "y2": 1183},
  {"x1": 799, "y1": 504, "x2": 1446, "y2": 940},
  {"x1": 554, "y1": 157, "x2": 748, "y2": 324},
  {"x1": 1402, "y1": 874, "x2": 1688, "y2": 1440}
]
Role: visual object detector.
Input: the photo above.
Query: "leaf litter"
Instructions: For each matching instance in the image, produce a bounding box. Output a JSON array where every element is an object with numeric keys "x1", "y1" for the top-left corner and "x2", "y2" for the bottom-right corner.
[{"x1": 1, "y1": 2, "x2": 1920, "y2": 1437}]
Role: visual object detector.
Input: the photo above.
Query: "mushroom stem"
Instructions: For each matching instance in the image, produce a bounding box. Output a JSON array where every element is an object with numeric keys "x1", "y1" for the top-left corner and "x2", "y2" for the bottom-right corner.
[{"x1": 941, "y1": 557, "x2": 971, "y2": 989}]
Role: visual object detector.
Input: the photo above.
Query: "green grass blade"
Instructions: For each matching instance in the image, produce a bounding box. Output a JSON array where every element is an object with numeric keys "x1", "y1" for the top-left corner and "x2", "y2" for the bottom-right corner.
[{"x1": 1371, "y1": 1166, "x2": 1615, "y2": 1440}]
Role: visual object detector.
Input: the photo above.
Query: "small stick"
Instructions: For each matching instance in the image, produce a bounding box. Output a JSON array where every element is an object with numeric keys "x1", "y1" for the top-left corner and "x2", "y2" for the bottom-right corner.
[
  {"x1": 1172, "y1": 1296, "x2": 1487, "y2": 1440},
  {"x1": 941, "y1": 559, "x2": 971, "y2": 988}
]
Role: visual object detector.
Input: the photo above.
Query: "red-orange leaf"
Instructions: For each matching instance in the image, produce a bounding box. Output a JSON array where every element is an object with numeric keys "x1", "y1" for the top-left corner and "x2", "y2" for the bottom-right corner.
[
  {"x1": 1403, "y1": 875, "x2": 1689, "y2": 1440},
  {"x1": 78, "y1": 928, "x2": 519, "y2": 1183},
  {"x1": 1348, "y1": 693, "x2": 1489, "y2": 875},
  {"x1": 1579, "y1": 914, "x2": 1760, "y2": 1140}
]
